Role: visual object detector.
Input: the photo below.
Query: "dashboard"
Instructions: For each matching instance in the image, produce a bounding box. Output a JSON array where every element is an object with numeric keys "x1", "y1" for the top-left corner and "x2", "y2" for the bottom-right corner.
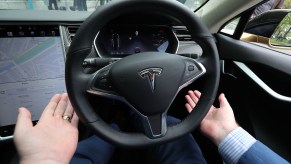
[{"x1": 0, "y1": 11, "x2": 202, "y2": 139}]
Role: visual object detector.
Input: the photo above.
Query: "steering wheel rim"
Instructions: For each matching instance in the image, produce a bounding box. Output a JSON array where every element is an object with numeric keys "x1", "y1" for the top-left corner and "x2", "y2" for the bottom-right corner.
[{"x1": 66, "y1": 0, "x2": 220, "y2": 148}]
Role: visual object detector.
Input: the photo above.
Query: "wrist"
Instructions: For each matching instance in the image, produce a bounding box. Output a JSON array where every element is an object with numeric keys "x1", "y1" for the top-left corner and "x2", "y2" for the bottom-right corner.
[
  {"x1": 20, "y1": 159, "x2": 65, "y2": 164},
  {"x1": 20, "y1": 154, "x2": 69, "y2": 164},
  {"x1": 214, "y1": 124, "x2": 240, "y2": 145}
]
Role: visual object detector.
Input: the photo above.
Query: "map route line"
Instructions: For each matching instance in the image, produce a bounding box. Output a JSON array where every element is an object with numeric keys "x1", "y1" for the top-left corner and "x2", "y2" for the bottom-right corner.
[
  {"x1": 15, "y1": 37, "x2": 55, "y2": 64},
  {"x1": 0, "y1": 38, "x2": 55, "y2": 74}
]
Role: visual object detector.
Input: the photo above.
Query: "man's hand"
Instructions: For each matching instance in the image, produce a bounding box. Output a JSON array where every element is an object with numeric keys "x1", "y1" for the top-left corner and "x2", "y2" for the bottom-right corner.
[
  {"x1": 14, "y1": 93, "x2": 79, "y2": 164},
  {"x1": 185, "y1": 90, "x2": 239, "y2": 145}
]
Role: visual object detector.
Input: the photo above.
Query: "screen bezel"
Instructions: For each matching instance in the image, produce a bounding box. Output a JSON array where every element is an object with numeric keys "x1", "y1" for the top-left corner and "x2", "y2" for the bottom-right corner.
[{"x1": 0, "y1": 25, "x2": 66, "y2": 138}]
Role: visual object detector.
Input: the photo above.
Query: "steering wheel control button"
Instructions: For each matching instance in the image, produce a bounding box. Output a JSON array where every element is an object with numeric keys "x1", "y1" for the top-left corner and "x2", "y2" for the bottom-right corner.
[
  {"x1": 93, "y1": 69, "x2": 114, "y2": 91},
  {"x1": 99, "y1": 70, "x2": 109, "y2": 80},
  {"x1": 184, "y1": 62, "x2": 197, "y2": 78},
  {"x1": 100, "y1": 78, "x2": 107, "y2": 82},
  {"x1": 188, "y1": 65, "x2": 195, "y2": 71},
  {"x1": 181, "y1": 59, "x2": 206, "y2": 86}
]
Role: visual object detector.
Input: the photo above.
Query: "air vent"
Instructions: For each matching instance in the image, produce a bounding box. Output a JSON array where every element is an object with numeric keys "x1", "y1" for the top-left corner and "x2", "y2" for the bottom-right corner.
[
  {"x1": 60, "y1": 25, "x2": 80, "y2": 52},
  {"x1": 66, "y1": 25, "x2": 80, "y2": 43},
  {"x1": 172, "y1": 26, "x2": 193, "y2": 42}
]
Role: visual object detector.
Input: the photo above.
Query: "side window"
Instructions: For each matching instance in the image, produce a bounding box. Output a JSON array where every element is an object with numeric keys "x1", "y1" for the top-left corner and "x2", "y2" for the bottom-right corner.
[
  {"x1": 220, "y1": 18, "x2": 240, "y2": 35},
  {"x1": 241, "y1": 0, "x2": 291, "y2": 53}
]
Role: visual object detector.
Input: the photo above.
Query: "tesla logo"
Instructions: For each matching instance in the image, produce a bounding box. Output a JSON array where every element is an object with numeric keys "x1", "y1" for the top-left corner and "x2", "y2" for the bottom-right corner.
[{"x1": 139, "y1": 68, "x2": 163, "y2": 92}]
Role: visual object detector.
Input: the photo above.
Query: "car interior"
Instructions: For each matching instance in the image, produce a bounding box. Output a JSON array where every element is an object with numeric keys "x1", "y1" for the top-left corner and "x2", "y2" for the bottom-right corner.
[{"x1": 0, "y1": 0, "x2": 291, "y2": 163}]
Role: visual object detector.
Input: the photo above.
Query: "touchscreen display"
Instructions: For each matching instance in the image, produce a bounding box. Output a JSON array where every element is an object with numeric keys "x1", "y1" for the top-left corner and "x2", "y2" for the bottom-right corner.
[{"x1": 0, "y1": 26, "x2": 66, "y2": 136}]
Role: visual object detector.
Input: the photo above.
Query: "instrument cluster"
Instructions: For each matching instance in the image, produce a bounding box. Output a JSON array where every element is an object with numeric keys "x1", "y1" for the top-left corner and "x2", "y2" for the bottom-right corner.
[{"x1": 95, "y1": 25, "x2": 178, "y2": 57}]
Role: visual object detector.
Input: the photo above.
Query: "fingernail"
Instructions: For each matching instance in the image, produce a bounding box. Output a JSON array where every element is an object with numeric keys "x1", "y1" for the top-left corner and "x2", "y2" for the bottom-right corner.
[
  {"x1": 18, "y1": 108, "x2": 26, "y2": 117},
  {"x1": 18, "y1": 107, "x2": 24, "y2": 112}
]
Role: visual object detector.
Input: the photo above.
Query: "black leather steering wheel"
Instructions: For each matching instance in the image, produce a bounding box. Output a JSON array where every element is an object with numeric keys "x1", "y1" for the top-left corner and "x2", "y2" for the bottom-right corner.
[{"x1": 65, "y1": 0, "x2": 220, "y2": 148}]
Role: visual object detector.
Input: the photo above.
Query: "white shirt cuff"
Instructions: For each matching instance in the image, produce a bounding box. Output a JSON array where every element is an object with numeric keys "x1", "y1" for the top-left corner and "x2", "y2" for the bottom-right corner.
[{"x1": 218, "y1": 127, "x2": 256, "y2": 164}]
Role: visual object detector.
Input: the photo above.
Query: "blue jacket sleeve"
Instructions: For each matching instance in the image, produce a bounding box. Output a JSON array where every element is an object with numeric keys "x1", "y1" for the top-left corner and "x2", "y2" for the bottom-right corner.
[{"x1": 238, "y1": 141, "x2": 289, "y2": 164}]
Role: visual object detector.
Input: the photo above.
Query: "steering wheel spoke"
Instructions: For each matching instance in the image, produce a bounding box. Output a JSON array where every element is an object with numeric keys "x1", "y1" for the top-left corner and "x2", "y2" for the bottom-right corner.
[
  {"x1": 87, "y1": 64, "x2": 119, "y2": 97},
  {"x1": 179, "y1": 57, "x2": 206, "y2": 89},
  {"x1": 146, "y1": 113, "x2": 167, "y2": 138},
  {"x1": 131, "y1": 111, "x2": 168, "y2": 139}
]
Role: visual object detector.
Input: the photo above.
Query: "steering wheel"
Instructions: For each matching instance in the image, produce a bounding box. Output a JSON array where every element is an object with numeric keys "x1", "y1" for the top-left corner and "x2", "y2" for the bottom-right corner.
[{"x1": 66, "y1": 0, "x2": 220, "y2": 148}]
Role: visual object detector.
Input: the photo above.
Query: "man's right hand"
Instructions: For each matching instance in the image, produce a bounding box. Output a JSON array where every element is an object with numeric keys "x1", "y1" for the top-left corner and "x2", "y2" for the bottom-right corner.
[{"x1": 185, "y1": 90, "x2": 239, "y2": 145}]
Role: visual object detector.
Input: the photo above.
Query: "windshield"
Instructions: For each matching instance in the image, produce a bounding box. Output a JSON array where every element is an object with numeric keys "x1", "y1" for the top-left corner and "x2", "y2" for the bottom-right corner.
[{"x1": 0, "y1": 0, "x2": 207, "y2": 12}]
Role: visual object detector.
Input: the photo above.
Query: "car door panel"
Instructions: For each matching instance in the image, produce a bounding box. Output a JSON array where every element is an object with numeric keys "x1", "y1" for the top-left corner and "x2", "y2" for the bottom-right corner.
[
  {"x1": 217, "y1": 34, "x2": 291, "y2": 76},
  {"x1": 215, "y1": 33, "x2": 291, "y2": 161}
]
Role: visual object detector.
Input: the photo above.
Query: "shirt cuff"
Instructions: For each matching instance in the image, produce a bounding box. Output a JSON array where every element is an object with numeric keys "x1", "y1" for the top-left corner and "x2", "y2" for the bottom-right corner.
[{"x1": 218, "y1": 127, "x2": 256, "y2": 164}]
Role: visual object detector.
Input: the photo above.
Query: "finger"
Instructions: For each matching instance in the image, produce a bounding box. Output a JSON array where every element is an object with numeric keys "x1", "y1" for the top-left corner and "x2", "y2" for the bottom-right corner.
[
  {"x1": 185, "y1": 103, "x2": 193, "y2": 113},
  {"x1": 14, "y1": 108, "x2": 33, "y2": 134},
  {"x1": 188, "y1": 90, "x2": 200, "y2": 104},
  {"x1": 193, "y1": 90, "x2": 202, "y2": 99},
  {"x1": 218, "y1": 93, "x2": 231, "y2": 108},
  {"x1": 54, "y1": 93, "x2": 69, "y2": 117},
  {"x1": 62, "y1": 97, "x2": 74, "y2": 120},
  {"x1": 185, "y1": 95, "x2": 196, "y2": 108},
  {"x1": 71, "y1": 112, "x2": 79, "y2": 127},
  {"x1": 40, "y1": 94, "x2": 62, "y2": 120}
]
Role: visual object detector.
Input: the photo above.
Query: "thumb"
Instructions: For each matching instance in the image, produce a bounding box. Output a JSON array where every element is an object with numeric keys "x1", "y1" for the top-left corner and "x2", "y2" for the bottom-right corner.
[
  {"x1": 218, "y1": 93, "x2": 231, "y2": 108},
  {"x1": 14, "y1": 108, "x2": 33, "y2": 133}
]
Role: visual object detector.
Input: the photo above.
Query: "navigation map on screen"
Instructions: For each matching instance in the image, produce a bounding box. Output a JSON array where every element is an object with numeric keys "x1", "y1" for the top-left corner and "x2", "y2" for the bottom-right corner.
[{"x1": 0, "y1": 37, "x2": 66, "y2": 127}]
